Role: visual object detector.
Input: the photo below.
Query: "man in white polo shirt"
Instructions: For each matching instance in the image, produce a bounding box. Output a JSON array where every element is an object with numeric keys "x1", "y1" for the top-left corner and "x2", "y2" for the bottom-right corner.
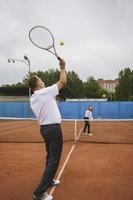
[{"x1": 28, "y1": 59, "x2": 66, "y2": 200}]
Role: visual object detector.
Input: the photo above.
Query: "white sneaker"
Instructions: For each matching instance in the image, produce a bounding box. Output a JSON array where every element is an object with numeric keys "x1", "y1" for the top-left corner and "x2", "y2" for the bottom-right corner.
[
  {"x1": 51, "y1": 179, "x2": 60, "y2": 186},
  {"x1": 88, "y1": 133, "x2": 93, "y2": 136},
  {"x1": 82, "y1": 132, "x2": 86, "y2": 135},
  {"x1": 42, "y1": 193, "x2": 53, "y2": 200}
]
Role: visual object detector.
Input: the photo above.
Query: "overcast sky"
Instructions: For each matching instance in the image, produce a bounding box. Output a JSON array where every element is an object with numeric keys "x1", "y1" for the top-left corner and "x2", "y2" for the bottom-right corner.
[{"x1": 0, "y1": 0, "x2": 133, "y2": 85}]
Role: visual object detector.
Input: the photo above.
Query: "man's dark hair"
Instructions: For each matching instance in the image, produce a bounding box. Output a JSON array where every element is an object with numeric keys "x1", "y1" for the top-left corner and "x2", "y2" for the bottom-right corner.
[{"x1": 28, "y1": 75, "x2": 39, "y2": 91}]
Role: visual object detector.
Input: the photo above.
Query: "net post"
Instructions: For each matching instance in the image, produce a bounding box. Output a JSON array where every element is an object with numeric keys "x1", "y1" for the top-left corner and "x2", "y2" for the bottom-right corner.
[{"x1": 74, "y1": 120, "x2": 77, "y2": 141}]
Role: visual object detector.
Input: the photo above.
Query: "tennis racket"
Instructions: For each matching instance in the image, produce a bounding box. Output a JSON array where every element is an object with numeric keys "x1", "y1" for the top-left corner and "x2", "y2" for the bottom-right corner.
[{"x1": 29, "y1": 26, "x2": 61, "y2": 61}]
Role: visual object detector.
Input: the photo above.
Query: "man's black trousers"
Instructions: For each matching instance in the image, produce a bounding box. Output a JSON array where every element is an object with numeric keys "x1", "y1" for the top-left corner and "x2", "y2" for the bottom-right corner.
[{"x1": 34, "y1": 123, "x2": 63, "y2": 196}]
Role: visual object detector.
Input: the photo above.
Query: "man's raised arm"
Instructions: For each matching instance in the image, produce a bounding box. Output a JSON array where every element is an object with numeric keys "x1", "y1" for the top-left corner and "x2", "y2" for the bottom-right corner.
[{"x1": 57, "y1": 59, "x2": 67, "y2": 90}]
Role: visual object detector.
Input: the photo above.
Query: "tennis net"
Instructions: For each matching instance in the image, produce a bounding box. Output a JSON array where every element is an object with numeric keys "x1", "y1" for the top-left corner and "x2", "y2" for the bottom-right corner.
[
  {"x1": 0, "y1": 117, "x2": 82, "y2": 143},
  {"x1": 0, "y1": 117, "x2": 133, "y2": 144}
]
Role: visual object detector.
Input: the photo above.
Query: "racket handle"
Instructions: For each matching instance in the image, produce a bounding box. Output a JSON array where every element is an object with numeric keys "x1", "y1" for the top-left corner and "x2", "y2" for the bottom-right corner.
[{"x1": 57, "y1": 56, "x2": 61, "y2": 61}]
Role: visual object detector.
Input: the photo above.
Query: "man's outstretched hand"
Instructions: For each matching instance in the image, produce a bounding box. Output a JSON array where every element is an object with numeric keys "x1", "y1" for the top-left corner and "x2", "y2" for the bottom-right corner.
[
  {"x1": 59, "y1": 59, "x2": 65, "y2": 70},
  {"x1": 57, "y1": 59, "x2": 67, "y2": 90}
]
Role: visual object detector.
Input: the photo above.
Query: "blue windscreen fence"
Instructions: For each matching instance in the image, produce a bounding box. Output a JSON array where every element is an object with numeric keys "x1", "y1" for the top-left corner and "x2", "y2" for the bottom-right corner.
[{"x1": 0, "y1": 101, "x2": 133, "y2": 119}]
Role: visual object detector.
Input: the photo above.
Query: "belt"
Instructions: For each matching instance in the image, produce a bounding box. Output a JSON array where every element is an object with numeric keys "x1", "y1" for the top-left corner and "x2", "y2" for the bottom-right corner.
[{"x1": 40, "y1": 123, "x2": 60, "y2": 128}]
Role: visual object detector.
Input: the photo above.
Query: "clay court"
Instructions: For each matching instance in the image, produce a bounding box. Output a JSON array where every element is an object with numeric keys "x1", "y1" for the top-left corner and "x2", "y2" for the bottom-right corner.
[{"x1": 0, "y1": 119, "x2": 133, "y2": 200}]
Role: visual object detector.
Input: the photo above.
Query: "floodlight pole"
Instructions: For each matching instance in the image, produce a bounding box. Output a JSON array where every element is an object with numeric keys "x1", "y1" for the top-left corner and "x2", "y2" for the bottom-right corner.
[
  {"x1": 8, "y1": 55, "x2": 31, "y2": 99},
  {"x1": 8, "y1": 55, "x2": 31, "y2": 117}
]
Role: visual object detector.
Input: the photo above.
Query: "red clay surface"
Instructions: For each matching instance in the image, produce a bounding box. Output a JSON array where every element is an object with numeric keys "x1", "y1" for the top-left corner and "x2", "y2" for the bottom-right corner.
[
  {"x1": 0, "y1": 120, "x2": 133, "y2": 200},
  {"x1": 0, "y1": 142, "x2": 73, "y2": 200},
  {"x1": 0, "y1": 120, "x2": 76, "y2": 142},
  {"x1": 54, "y1": 143, "x2": 133, "y2": 200}
]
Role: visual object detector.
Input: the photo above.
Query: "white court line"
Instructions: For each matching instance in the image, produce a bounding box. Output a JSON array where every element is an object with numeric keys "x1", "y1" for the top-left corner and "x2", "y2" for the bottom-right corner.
[
  {"x1": 0, "y1": 123, "x2": 37, "y2": 131},
  {"x1": 0, "y1": 126, "x2": 18, "y2": 131},
  {"x1": 49, "y1": 126, "x2": 83, "y2": 196},
  {"x1": 0, "y1": 120, "x2": 37, "y2": 131},
  {"x1": 0, "y1": 121, "x2": 22, "y2": 131},
  {"x1": 0, "y1": 125, "x2": 37, "y2": 136},
  {"x1": 49, "y1": 144, "x2": 75, "y2": 196},
  {"x1": 76, "y1": 127, "x2": 83, "y2": 140}
]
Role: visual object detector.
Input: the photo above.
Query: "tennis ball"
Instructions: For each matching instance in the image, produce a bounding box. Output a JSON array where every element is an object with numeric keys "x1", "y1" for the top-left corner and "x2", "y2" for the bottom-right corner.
[{"x1": 59, "y1": 41, "x2": 64, "y2": 46}]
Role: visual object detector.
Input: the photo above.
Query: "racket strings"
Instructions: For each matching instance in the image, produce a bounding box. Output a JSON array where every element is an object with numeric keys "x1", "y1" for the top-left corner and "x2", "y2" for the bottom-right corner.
[{"x1": 30, "y1": 27, "x2": 54, "y2": 50}]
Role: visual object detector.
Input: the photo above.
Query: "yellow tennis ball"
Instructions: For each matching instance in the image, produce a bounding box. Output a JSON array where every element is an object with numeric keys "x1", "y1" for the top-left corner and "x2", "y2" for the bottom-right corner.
[{"x1": 59, "y1": 41, "x2": 64, "y2": 46}]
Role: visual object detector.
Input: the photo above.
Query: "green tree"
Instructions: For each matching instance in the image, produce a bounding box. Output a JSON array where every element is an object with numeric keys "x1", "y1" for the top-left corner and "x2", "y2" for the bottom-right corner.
[
  {"x1": 66, "y1": 71, "x2": 84, "y2": 98},
  {"x1": 23, "y1": 69, "x2": 60, "y2": 86},
  {"x1": 23, "y1": 70, "x2": 84, "y2": 99},
  {"x1": 115, "y1": 68, "x2": 133, "y2": 101},
  {"x1": 2, "y1": 82, "x2": 24, "y2": 87},
  {"x1": 84, "y1": 77, "x2": 105, "y2": 98},
  {"x1": 2, "y1": 68, "x2": 112, "y2": 100}
]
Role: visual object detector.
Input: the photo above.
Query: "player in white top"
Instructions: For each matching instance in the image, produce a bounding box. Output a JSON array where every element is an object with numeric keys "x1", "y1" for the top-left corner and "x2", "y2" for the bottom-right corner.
[
  {"x1": 83, "y1": 106, "x2": 93, "y2": 136},
  {"x1": 28, "y1": 59, "x2": 66, "y2": 200}
]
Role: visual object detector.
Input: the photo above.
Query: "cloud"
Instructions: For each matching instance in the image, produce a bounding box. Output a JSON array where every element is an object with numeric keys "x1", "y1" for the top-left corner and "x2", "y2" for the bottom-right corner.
[{"x1": 0, "y1": 0, "x2": 133, "y2": 85}]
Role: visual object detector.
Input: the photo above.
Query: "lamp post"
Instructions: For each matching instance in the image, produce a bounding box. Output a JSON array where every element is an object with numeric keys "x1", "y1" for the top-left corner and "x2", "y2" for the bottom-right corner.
[
  {"x1": 8, "y1": 55, "x2": 31, "y2": 99},
  {"x1": 8, "y1": 55, "x2": 31, "y2": 117}
]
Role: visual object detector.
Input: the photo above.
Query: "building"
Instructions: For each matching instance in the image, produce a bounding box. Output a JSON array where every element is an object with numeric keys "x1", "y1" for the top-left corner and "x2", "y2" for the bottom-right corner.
[{"x1": 97, "y1": 79, "x2": 119, "y2": 93}]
